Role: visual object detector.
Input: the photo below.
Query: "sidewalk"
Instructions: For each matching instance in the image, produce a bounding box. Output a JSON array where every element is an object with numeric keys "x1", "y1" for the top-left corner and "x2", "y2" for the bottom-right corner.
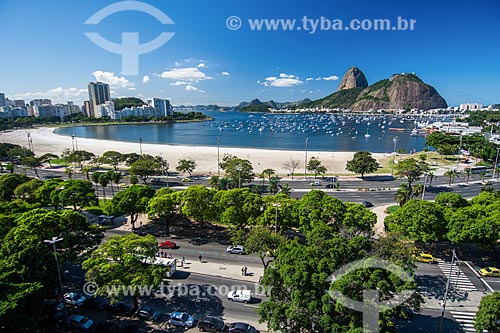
[{"x1": 173, "y1": 256, "x2": 264, "y2": 284}]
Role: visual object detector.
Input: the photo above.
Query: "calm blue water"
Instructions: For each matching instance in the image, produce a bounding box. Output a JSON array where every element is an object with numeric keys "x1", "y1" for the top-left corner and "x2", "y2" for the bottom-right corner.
[{"x1": 56, "y1": 111, "x2": 429, "y2": 153}]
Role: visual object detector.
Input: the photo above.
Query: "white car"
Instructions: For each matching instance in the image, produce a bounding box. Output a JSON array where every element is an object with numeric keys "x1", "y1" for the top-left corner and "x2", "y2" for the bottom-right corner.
[
  {"x1": 63, "y1": 292, "x2": 86, "y2": 306},
  {"x1": 226, "y1": 245, "x2": 245, "y2": 255},
  {"x1": 227, "y1": 290, "x2": 252, "y2": 303}
]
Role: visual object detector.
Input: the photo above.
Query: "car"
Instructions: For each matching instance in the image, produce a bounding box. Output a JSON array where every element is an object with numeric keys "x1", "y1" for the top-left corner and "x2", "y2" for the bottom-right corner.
[
  {"x1": 169, "y1": 311, "x2": 195, "y2": 328},
  {"x1": 182, "y1": 177, "x2": 192, "y2": 182},
  {"x1": 63, "y1": 292, "x2": 86, "y2": 306},
  {"x1": 119, "y1": 183, "x2": 129, "y2": 188},
  {"x1": 361, "y1": 201, "x2": 373, "y2": 208},
  {"x1": 226, "y1": 245, "x2": 245, "y2": 255},
  {"x1": 413, "y1": 253, "x2": 435, "y2": 264},
  {"x1": 42, "y1": 300, "x2": 65, "y2": 324},
  {"x1": 310, "y1": 181, "x2": 321, "y2": 186},
  {"x1": 136, "y1": 305, "x2": 162, "y2": 322},
  {"x1": 66, "y1": 315, "x2": 94, "y2": 331},
  {"x1": 227, "y1": 290, "x2": 252, "y2": 303},
  {"x1": 158, "y1": 240, "x2": 177, "y2": 249},
  {"x1": 479, "y1": 266, "x2": 500, "y2": 277},
  {"x1": 83, "y1": 295, "x2": 109, "y2": 309},
  {"x1": 107, "y1": 301, "x2": 135, "y2": 317},
  {"x1": 228, "y1": 322, "x2": 259, "y2": 333},
  {"x1": 198, "y1": 316, "x2": 227, "y2": 332}
]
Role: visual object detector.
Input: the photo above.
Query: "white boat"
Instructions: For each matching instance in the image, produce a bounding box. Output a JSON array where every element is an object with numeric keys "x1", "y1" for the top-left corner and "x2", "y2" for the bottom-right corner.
[{"x1": 364, "y1": 128, "x2": 371, "y2": 138}]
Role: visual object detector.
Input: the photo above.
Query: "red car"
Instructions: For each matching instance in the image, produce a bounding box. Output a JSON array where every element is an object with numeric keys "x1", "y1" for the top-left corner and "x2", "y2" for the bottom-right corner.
[{"x1": 158, "y1": 240, "x2": 177, "y2": 249}]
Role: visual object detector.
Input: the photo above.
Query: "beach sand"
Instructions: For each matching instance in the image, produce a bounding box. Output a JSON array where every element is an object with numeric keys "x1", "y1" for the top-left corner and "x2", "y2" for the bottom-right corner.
[{"x1": 0, "y1": 127, "x2": 390, "y2": 175}]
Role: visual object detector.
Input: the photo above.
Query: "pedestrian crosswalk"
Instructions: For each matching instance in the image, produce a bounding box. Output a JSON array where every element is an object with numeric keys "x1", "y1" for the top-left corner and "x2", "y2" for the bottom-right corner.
[
  {"x1": 437, "y1": 260, "x2": 478, "y2": 292},
  {"x1": 450, "y1": 311, "x2": 477, "y2": 332},
  {"x1": 450, "y1": 311, "x2": 487, "y2": 333}
]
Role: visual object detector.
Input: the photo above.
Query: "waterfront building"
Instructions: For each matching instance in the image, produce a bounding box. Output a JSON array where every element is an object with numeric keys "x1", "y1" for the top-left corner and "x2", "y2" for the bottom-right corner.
[
  {"x1": 0, "y1": 93, "x2": 6, "y2": 107},
  {"x1": 30, "y1": 99, "x2": 52, "y2": 107},
  {"x1": 151, "y1": 98, "x2": 173, "y2": 117},
  {"x1": 88, "y1": 82, "x2": 110, "y2": 117},
  {"x1": 95, "y1": 101, "x2": 115, "y2": 118}
]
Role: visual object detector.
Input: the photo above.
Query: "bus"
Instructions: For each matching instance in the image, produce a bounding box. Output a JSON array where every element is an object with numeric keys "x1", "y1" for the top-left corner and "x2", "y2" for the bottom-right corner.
[
  {"x1": 140, "y1": 257, "x2": 177, "y2": 277},
  {"x1": 465, "y1": 166, "x2": 491, "y2": 174}
]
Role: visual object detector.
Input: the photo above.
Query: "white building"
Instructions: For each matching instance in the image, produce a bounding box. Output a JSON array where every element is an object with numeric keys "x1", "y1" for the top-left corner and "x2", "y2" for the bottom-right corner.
[
  {"x1": 95, "y1": 101, "x2": 115, "y2": 118},
  {"x1": 151, "y1": 98, "x2": 173, "y2": 117},
  {"x1": 460, "y1": 103, "x2": 484, "y2": 111}
]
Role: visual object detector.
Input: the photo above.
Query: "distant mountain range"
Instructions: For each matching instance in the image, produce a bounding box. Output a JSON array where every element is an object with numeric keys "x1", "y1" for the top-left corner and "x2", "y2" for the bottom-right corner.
[{"x1": 238, "y1": 98, "x2": 312, "y2": 112}]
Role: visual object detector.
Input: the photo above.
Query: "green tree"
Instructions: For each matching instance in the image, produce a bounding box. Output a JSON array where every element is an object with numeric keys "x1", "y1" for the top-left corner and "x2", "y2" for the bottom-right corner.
[
  {"x1": 214, "y1": 188, "x2": 263, "y2": 229},
  {"x1": 0, "y1": 174, "x2": 30, "y2": 201},
  {"x1": 267, "y1": 176, "x2": 280, "y2": 194},
  {"x1": 435, "y1": 193, "x2": 469, "y2": 209},
  {"x1": 147, "y1": 190, "x2": 177, "y2": 234},
  {"x1": 64, "y1": 167, "x2": 73, "y2": 179},
  {"x1": 444, "y1": 169, "x2": 459, "y2": 185},
  {"x1": 307, "y1": 157, "x2": 327, "y2": 179},
  {"x1": 176, "y1": 158, "x2": 197, "y2": 177},
  {"x1": 130, "y1": 174, "x2": 139, "y2": 185},
  {"x1": 108, "y1": 185, "x2": 155, "y2": 230},
  {"x1": 82, "y1": 233, "x2": 165, "y2": 308},
  {"x1": 209, "y1": 175, "x2": 220, "y2": 189},
  {"x1": 385, "y1": 199, "x2": 446, "y2": 242},
  {"x1": 59, "y1": 180, "x2": 97, "y2": 211},
  {"x1": 14, "y1": 178, "x2": 44, "y2": 203},
  {"x1": 180, "y1": 185, "x2": 216, "y2": 226},
  {"x1": 39, "y1": 153, "x2": 59, "y2": 168},
  {"x1": 66, "y1": 150, "x2": 95, "y2": 170},
  {"x1": 346, "y1": 151, "x2": 380, "y2": 179},
  {"x1": 98, "y1": 173, "x2": 110, "y2": 201},
  {"x1": 129, "y1": 156, "x2": 160, "y2": 184},
  {"x1": 474, "y1": 292, "x2": 500, "y2": 333},
  {"x1": 395, "y1": 158, "x2": 429, "y2": 191},
  {"x1": 464, "y1": 168, "x2": 472, "y2": 183},
  {"x1": 342, "y1": 202, "x2": 376, "y2": 240},
  {"x1": 280, "y1": 183, "x2": 292, "y2": 196},
  {"x1": 244, "y1": 226, "x2": 286, "y2": 269},
  {"x1": 219, "y1": 154, "x2": 254, "y2": 188},
  {"x1": 261, "y1": 168, "x2": 275, "y2": 185},
  {"x1": 100, "y1": 151, "x2": 123, "y2": 170},
  {"x1": 21, "y1": 156, "x2": 42, "y2": 178},
  {"x1": 6, "y1": 146, "x2": 34, "y2": 162},
  {"x1": 35, "y1": 178, "x2": 64, "y2": 209},
  {"x1": 293, "y1": 190, "x2": 346, "y2": 232}
]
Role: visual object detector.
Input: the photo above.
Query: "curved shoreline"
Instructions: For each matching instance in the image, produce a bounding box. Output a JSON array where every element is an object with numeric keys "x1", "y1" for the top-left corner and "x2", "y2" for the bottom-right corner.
[{"x1": 0, "y1": 127, "x2": 391, "y2": 175}]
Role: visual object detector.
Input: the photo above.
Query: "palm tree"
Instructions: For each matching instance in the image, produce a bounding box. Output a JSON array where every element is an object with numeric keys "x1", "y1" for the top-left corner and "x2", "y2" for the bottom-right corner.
[
  {"x1": 218, "y1": 177, "x2": 229, "y2": 190},
  {"x1": 64, "y1": 167, "x2": 73, "y2": 179},
  {"x1": 395, "y1": 184, "x2": 412, "y2": 207},
  {"x1": 267, "y1": 176, "x2": 280, "y2": 194},
  {"x1": 110, "y1": 171, "x2": 121, "y2": 194},
  {"x1": 427, "y1": 171, "x2": 435, "y2": 187},
  {"x1": 98, "y1": 173, "x2": 109, "y2": 201},
  {"x1": 280, "y1": 183, "x2": 292, "y2": 196},
  {"x1": 81, "y1": 166, "x2": 91, "y2": 181},
  {"x1": 464, "y1": 168, "x2": 472, "y2": 183},
  {"x1": 130, "y1": 175, "x2": 139, "y2": 185},
  {"x1": 444, "y1": 169, "x2": 458, "y2": 186},
  {"x1": 209, "y1": 176, "x2": 219, "y2": 189},
  {"x1": 412, "y1": 183, "x2": 424, "y2": 199},
  {"x1": 261, "y1": 168, "x2": 275, "y2": 186},
  {"x1": 91, "y1": 172, "x2": 101, "y2": 201}
]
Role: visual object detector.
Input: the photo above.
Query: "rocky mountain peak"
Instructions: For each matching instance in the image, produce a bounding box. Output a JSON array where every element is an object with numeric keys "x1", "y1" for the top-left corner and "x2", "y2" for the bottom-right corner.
[{"x1": 337, "y1": 66, "x2": 369, "y2": 91}]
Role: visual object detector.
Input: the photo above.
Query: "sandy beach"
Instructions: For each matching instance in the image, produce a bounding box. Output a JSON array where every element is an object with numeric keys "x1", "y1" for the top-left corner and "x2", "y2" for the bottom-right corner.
[{"x1": 0, "y1": 127, "x2": 390, "y2": 175}]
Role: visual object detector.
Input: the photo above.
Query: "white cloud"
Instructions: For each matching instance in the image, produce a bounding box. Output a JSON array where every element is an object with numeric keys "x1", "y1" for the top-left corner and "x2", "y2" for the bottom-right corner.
[
  {"x1": 127, "y1": 87, "x2": 136, "y2": 91},
  {"x1": 306, "y1": 77, "x2": 314, "y2": 81},
  {"x1": 222, "y1": 71, "x2": 231, "y2": 76},
  {"x1": 261, "y1": 73, "x2": 303, "y2": 87},
  {"x1": 197, "y1": 63, "x2": 207, "y2": 68},
  {"x1": 185, "y1": 85, "x2": 205, "y2": 93},
  {"x1": 160, "y1": 67, "x2": 212, "y2": 82},
  {"x1": 142, "y1": 75, "x2": 150, "y2": 83},
  {"x1": 92, "y1": 71, "x2": 134, "y2": 88},
  {"x1": 321, "y1": 75, "x2": 339, "y2": 81},
  {"x1": 170, "y1": 81, "x2": 189, "y2": 86},
  {"x1": 12, "y1": 87, "x2": 88, "y2": 104}
]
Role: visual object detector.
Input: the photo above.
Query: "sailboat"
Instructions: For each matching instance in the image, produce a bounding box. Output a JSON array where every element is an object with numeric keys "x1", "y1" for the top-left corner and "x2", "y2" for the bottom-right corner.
[{"x1": 364, "y1": 127, "x2": 371, "y2": 138}]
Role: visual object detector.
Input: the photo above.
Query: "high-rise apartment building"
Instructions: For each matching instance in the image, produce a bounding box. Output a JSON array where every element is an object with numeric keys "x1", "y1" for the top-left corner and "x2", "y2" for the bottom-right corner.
[
  {"x1": 88, "y1": 82, "x2": 110, "y2": 117},
  {"x1": 151, "y1": 98, "x2": 173, "y2": 117},
  {"x1": 0, "y1": 93, "x2": 5, "y2": 107}
]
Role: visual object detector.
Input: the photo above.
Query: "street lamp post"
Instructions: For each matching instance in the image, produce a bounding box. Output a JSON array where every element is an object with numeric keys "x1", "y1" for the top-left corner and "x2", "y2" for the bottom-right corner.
[
  {"x1": 272, "y1": 202, "x2": 281, "y2": 233},
  {"x1": 44, "y1": 237, "x2": 64, "y2": 297},
  {"x1": 391, "y1": 136, "x2": 399, "y2": 177},
  {"x1": 217, "y1": 137, "x2": 221, "y2": 177},
  {"x1": 236, "y1": 166, "x2": 242, "y2": 189},
  {"x1": 439, "y1": 249, "x2": 457, "y2": 333},
  {"x1": 421, "y1": 173, "x2": 427, "y2": 200},
  {"x1": 139, "y1": 137, "x2": 143, "y2": 156},
  {"x1": 492, "y1": 147, "x2": 500, "y2": 180},
  {"x1": 71, "y1": 134, "x2": 75, "y2": 152},
  {"x1": 304, "y1": 137, "x2": 309, "y2": 179}
]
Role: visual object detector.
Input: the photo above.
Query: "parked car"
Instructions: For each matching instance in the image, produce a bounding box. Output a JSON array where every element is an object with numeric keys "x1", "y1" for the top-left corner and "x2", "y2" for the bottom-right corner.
[
  {"x1": 169, "y1": 311, "x2": 195, "y2": 328},
  {"x1": 42, "y1": 300, "x2": 65, "y2": 324},
  {"x1": 84, "y1": 295, "x2": 109, "y2": 309},
  {"x1": 136, "y1": 305, "x2": 162, "y2": 321},
  {"x1": 66, "y1": 315, "x2": 94, "y2": 331},
  {"x1": 158, "y1": 240, "x2": 177, "y2": 249},
  {"x1": 63, "y1": 292, "x2": 86, "y2": 306},
  {"x1": 198, "y1": 316, "x2": 227, "y2": 332},
  {"x1": 119, "y1": 183, "x2": 129, "y2": 188},
  {"x1": 226, "y1": 245, "x2": 245, "y2": 255},
  {"x1": 479, "y1": 266, "x2": 500, "y2": 277},
  {"x1": 361, "y1": 201, "x2": 374, "y2": 208},
  {"x1": 310, "y1": 181, "x2": 321, "y2": 186},
  {"x1": 182, "y1": 178, "x2": 192, "y2": 182},
  {"x1": 228, "y1": 322, "x2": 259, "y2": 333},
  {"x1": 107, "y1": 301, "x2": 135, "y2": 317},
  {"x1": 413, "y1": 253, "x2": 435, "y2": 264},
  {"x1": 227, "y1": 290, "x2": 252, "y2": 303}
]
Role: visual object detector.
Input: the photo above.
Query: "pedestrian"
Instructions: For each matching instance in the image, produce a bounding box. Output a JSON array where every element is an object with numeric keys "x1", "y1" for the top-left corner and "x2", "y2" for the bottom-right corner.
[
  {"x1": 244, "y1": 266, "x2": 247, "y2": 276},
  {"x1": 241, "y1": 267, "x2": 245, "y2": 276},
  {"x1": 167, "y1": 252, "x2": 172, "y2": 259},
  {"x1": 199, "y1": 254, "x2": 202, "y2": 262},
  {"x1": 182, "y1": 256, "x2": 185, "y2": 266}
]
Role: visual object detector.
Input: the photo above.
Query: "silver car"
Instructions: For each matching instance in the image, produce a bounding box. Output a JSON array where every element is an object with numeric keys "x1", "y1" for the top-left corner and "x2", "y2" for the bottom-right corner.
[{"x1": 226, "y1": 245, "x2": 245, "y2": 255}]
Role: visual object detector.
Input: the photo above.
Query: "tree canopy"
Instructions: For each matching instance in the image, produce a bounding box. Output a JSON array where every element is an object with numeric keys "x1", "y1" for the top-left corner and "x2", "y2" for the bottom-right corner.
[{"x1": 346, "y1": 151, "x2": 379, "y2": 179}]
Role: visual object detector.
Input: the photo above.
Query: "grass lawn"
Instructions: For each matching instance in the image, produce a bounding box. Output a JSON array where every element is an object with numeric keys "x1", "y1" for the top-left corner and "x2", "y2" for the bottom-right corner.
[{"x1": 385, "y1": 205, "x2": 400, "y2": 214}]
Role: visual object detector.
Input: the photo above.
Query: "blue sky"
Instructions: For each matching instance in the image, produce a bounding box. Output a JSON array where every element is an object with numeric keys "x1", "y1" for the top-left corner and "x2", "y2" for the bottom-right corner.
[{"x1": 0, "y1": 0, "x2": 499, "y2": 106}]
